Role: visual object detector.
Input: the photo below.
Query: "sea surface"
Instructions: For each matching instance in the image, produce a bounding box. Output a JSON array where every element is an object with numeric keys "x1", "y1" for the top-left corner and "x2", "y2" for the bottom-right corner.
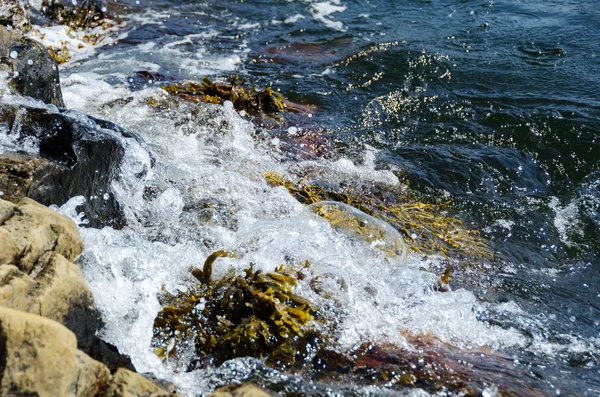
[{"x1": 9, "y1": 0, "x2": 600, "y2": 395}]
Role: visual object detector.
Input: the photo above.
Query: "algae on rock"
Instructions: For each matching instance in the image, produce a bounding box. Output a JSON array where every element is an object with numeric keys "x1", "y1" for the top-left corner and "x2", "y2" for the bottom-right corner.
[
  {"x1": 264, "y1": 171, "x2": 491, "y2": 262},
  {"x1": 153, "y1": 256, "x2": 323, "y2": 370}
]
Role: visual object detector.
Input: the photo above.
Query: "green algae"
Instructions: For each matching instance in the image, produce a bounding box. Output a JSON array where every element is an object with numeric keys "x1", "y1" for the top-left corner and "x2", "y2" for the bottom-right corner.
[{"x1": 152, "y1": 255, "x2": 323, "y2": 369}]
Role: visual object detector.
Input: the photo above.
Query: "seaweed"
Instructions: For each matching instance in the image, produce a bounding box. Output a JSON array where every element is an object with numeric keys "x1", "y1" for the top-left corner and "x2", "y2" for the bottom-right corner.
[
  {"x1": 162, "y1": 75, "x2": 285, "y2": 116},
  {"x1": 264, "y1": 171, "x2": 492, "y2": 262},
  {"x1": 41, "y1": 0, "x2": 106, "y2": 30},
  {"x1": 152, "y1": 253, "x2": 323, "y2": 370}
]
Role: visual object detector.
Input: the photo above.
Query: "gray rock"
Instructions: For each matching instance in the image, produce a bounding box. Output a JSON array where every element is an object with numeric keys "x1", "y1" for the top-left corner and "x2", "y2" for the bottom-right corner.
[
  {"x1": 0, "y1": 104, "x2": 129, "y2": 228},
  {"x1": 0, "y1": 25, "x2": 64, "y2": 106}
]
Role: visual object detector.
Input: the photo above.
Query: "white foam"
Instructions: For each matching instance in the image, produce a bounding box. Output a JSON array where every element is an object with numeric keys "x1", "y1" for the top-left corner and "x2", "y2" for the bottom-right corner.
[
  {"x1": 53, "y1": 77, "x2": 531, "y2": 395},
  {"x1": 26, "y1": 20, "x2": 123, "y2": 65},
  {"x1": 306, "y1": 0, "x2": 347, "y2": 31},
  {"x1": 284, "y1": 14, "x2": 306, "y2": 24},
  {"x1": 549, "y1": 196, "x2": 584, "y2": 248}
]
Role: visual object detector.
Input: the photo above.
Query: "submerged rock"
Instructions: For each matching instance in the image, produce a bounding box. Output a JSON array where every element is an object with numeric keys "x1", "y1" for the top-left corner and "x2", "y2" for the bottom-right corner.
[
  {"x1": 0, "y1": 25, "x2": 64, "y2": 106},
  {"x1": 0, "y1": 103, "x2": 128, "y2": 228},
  {"x1": 209, "y1": 384, "x2": 281, "y2": 397}
]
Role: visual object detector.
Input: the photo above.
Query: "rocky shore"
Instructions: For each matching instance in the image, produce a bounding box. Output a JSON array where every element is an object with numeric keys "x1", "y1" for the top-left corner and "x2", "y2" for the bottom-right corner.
[{"x1": 0, "y1": 4, "x2": 278, "y2": 393}]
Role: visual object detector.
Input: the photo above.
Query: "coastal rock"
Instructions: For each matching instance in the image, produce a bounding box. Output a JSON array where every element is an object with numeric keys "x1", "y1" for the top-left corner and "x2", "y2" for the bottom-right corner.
[
  {"x1": 0, "y1": 307, "x2": 178, "y2": 397},
  {"x1": 0, "y1": 306, "x2": 110, "y2": 397},
  {"x1": 0, "y1": 196, "x2": 95, "y2": 348},
  {"x1": 0, "y1": 25, "x2": 64, "y2": 106},
  {"x1": 101, "y1": 368, "x2": 182, "y2": 397},
  {"x1": 0, "y1": 103, "x2": 128, "y2": 228},
  {"x1": 0, "y1": 197, "x2": 82, "y2": 272},
  {"x1": 0, "y1": 197, "x2": 133, "y2": 371},
  {"x1": 0, "y1": 154, "x2": 50, "y2": 203},
  {"x1": 208, "y1": 384, "x2": 281, "y2": 397}
]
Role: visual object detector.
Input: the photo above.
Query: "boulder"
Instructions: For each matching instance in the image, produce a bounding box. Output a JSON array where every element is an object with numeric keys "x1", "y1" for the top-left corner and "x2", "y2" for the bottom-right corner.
[
  {"x1": 0, "y1": 25, "x2": 64, "y2": 106},
  {"x1": 208, "y1": 384, "x2": 281, "y2": 397},
  {"x1": 0, "y1": 306, "x2": 110, "y2": 397},
  {"x1": 0, "y1": 307, "x2": 180, "y2": 397},
  {"x1": 0, "y1": 197, "x2": 82, "y2": 272},
  {"x1": 101, "y1": 368, "x2": 181, "y2": 397},
  {"x1": 0, "y1": 103, "x2": 129, "y2": 228},
  {"x1": 0, "y1": 197, "x2": 134, "y2": 371}
]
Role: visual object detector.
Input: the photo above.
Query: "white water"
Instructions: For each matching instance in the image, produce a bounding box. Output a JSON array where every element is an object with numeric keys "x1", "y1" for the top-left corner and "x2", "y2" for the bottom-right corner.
[
  {"x1": 3, "y1": 8, "x2": 585, "y2": 396},
  {"x1": 52, "y1": 72, "x2": 528, "y2": 395}
]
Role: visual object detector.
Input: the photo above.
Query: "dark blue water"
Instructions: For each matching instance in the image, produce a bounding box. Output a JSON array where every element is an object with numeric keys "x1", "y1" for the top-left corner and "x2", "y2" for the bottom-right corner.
[{"x1": 71, "y1": 0, "x2": 600, "y2": 394}]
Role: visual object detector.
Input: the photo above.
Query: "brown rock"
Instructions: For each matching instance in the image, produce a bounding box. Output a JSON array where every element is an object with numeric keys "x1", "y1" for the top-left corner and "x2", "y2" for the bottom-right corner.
[
  {"x1": 0, "y1": 197, "x2": 83, "y2": 273},
  {"x1": 208, "y1": 384, "x2": 281, "y2": 397},
  {"x1": 0, "y1": 154, "x2": 50, "y2": 203},
  {"x1": 101, "y1": 368, "x2": 183, "y2": 397},
  {"x1": 0, "y1": 197, "x2": 133, "y2": 370},
  {"x1": 0, "y1": 306, "x2": 110, "y2": 397}
]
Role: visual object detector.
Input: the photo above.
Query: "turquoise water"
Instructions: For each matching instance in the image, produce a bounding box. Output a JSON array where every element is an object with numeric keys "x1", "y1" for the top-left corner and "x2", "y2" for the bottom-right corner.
[{"x1": 56, "y1": 0, "x2": 599, "y2": 395}]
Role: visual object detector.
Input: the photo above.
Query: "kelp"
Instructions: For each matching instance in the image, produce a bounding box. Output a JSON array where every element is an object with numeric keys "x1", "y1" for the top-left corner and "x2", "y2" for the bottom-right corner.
[
  {"x1": 162, "y1": 75, "x2": 285, "y2": 115},
  {"x1": 152, "y1": 253, "x2": 323, "y2": 369},
  {"x1": 41, "y1": 0, "x2": 107, "y2": 29},
  {"x1": 264, "y1": 171, "x2": 491, "y2": 261}
]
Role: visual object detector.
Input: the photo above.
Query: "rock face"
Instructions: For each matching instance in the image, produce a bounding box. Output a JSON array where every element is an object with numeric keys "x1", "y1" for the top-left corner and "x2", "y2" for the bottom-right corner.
[
  {"x1": 0, "y1": 103, "x2": 128, "y2": 228},
  {"x1": 102, "y1": 369, "x2": 180, "y2": 397},
  {"x1": 0, "y1": 307, "x2": 181, "y2": 397},
  {"x1": 0, "y1": 197, "x2": 133, "y2": 372},
  {"x1": 0, "y1": 306, "x2": 110, "y2": 397},
  {"x1": 0, "y1": 196, "x2": 96, "y2": 349},
  {"x1": 0, "y1": 25, "x2": 64, "y2": 106}
]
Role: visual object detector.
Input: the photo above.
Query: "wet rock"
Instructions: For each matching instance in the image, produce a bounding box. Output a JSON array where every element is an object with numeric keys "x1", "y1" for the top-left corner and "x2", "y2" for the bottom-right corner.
[
  {"x1": 101, "y1": 368, "x2": 182, "y2": 397},
  {"x1": 0, "y1": 25, "x2": 64, "y2": 106},
  {"x1": 0, "y1": 197, "x2": 134, "y2": 372},
  {"x1": 208, "y1": 384, "x2": 281, "y2": 397},
  {"x1": 0, "y1": 306, "x2": 110, "y2": 397},
  {"x1": 0, "y1": 154, "x2": 49, "y2": 202},
  {"x1": 0, "y1": 103, "x2": 128, "y2": 228},
  {"x1": 312, "y1": 336, "x2": 556, "y2": 396}
]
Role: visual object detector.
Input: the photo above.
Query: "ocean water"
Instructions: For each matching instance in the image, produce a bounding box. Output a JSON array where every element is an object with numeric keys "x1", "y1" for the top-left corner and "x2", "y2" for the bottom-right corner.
[{"x1": 3, "y1": 0, "x2": 599, "y2": 395}]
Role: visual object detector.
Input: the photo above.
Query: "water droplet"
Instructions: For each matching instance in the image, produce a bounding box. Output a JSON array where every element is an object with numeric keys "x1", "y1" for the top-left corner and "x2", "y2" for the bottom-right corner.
[
  {"x1": 27, "y1": 59, "x2": 33, "y2": 65},
  {"x1": 288, "y1": 126, "x2": 298, "y2": 135},
  {"x1": 9, "y1": 51, "x2": 18, "y2": 59},
  {"x1": 271, "y1": 138, "x2": 280, "y2": 146}
]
